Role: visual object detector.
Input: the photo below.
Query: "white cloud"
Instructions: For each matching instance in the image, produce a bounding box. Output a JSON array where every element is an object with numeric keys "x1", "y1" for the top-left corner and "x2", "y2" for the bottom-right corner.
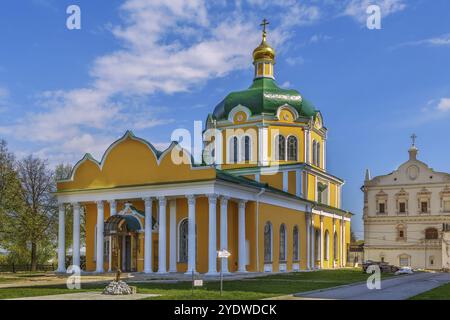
[
  {"x1": 396, "y1": 34, "x2": 450, "y2": 48},
  {"x1": 343, "y1": 0, "x2": 406, "y2": 23},
  {"x1": 285, "y1": 56, "x2": 305, "y2": 66},
  {"x1": 1, "y1": 0, "x2": 324, "y2": 164},
  {"x1": 437, "y1": 98, "x2": 450, "y2": 112}
]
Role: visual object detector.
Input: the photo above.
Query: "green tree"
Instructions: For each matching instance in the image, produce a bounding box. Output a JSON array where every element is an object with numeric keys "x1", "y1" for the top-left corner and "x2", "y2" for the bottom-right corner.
[
  {"x1": 0, "y1": 140, "x2": 24, "y2": 252},
  {"x1": 12, "y1": 156, "x2": 58, "y2": 270}
]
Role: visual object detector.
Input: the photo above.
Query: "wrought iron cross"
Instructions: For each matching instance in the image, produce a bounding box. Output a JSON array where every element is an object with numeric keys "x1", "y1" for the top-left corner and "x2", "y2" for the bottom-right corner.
[
  {"x1": 411, "y1": 133, "x2": 417, "y2": 146},
  {"x1": 260, "y1": 18, "x2": 269, "y2": 33}
]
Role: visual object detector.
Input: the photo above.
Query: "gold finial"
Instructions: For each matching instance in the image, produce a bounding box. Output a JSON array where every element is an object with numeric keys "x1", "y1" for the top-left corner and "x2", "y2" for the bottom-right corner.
[
  {"x1": 260, "y1": 18, "x2": 269, "y2": 41},
  {"x1": 253, "y1": 18, "x2": 275, "y2": 62}
]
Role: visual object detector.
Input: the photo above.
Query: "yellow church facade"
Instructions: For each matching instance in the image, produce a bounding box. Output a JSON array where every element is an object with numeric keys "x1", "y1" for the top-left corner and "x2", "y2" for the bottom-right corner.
[{"x1": 55, "y1": 24, "x2": 352, "y2": 275}]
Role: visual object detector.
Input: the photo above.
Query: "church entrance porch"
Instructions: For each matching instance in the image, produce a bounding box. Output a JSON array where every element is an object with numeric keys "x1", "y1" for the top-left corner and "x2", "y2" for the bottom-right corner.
[{"x1": 105, "y1": 214, "x2": 141, "y2": 272}]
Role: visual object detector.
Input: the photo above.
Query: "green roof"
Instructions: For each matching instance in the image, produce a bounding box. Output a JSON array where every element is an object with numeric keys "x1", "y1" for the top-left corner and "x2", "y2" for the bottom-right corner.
[{"x1": 212, "y1": 78, "x2": 318, "y2": 120}]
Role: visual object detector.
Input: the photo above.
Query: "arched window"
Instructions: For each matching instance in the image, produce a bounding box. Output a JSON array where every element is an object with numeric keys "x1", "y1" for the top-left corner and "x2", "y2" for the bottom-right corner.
[
  {"x1": 293, "y1": 225, "x2": 299, "y2": 261},
  {"x1": 312, "y1": 140, "x2": 317, "y2": 165},
  {"x1": 333, "y1": 231, "x2": 338, "y2": 261},
  {"x1": 264, "y1": 222, "x2": 273, "y2": 262},
  {"x1": 314, "y1": 229, "x2": 320, "y2": 262},
  {"x1": 316, "y1": 142, "x2": 321, "y2": 167},
  {"x1": 324, "y1": 230, "x2": 330, "y2": 260},
  {"x1": 425, "y1": 228, "x2": 438, "y2": 240},
  {"x1": 287, "y1": 136, "x2": 298, "y2": 161},
  {"x1": 178, "y1": 219, "x2": 189, "y2": 263},
  {"x1": 229, "y1": 136, "x2": 238, "y2": 163},
  {"x1": 243, "y1": 136, "x2": 251, "y2": 162},
  {"x1": 279, "y1": 224, "x2": 287, "y2": 262},
  {"x1": 275, "y1": 135, "x2": 286, "y2": 161}
]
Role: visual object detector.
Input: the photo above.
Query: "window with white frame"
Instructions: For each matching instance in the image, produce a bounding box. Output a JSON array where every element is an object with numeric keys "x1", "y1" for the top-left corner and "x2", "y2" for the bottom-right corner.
[
  {"x1": 324, "y1": 230, "x2": 330, "y2": 261},
  {"x1": 178, "y1": 219, "x2": 188, "y2": 263},
  {"x1": 287, "y1": 136, "x2": 298, "y2": 161},
  {"x1": 316, "y1": 142, "x2": 321, "y2": 167},
  {"x1": 312, "y1": 140, "x2": 317, "y2": 165},
  {"x1": 376, "y1": 190, "x2": 388, "y2": 215},
  {"x1": 293, "y1": 225, "x2": 299, "y2": 261},
  {"x1": 333, "y1": 231, "x2": 338, "y2": 261},
  {"x1": 279, "y1": 224, "x2": 287, "y2": 262},
  {"x1": 417, "y1": 187, "x2": 431, "y2": 214},
  {"x1": 243, "y1": 136, "x2": 251, "y2": 162},
  {"x1": 229, "y1": 136, "x2": 239, "y2": 164},
  {"x1": 395, "y1": 188, "x2": 409, "y2": 215},
  {"x1": 264, "y1": 222, "x2": 273, "y2": 263},
  {"x1": 275, "y1": 135, "x2": 286, "y2": 161}
]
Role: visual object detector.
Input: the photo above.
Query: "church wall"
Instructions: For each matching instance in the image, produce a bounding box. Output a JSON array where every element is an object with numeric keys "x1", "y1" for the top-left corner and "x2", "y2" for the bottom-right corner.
[
  {"x1": 307, "y1": 174, "x2": 316, "y2": 201},
  {"x1": 267, "y1": 125, "x2": 305, "y2": 163},
  {"x1": 288, "y1": 171, "x2": 297, "y2": 195},
  {"x1": 260, "y1": 172, "x2": 283, "y2": 190},
  {"x1": 258, "y1": 203, "x2": 308, "y2": 272}
]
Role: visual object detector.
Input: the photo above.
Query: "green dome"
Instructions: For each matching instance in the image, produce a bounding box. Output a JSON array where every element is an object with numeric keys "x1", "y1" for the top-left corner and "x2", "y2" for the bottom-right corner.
[{"x1": 212, "y1": 78, "x2": 318, "y2": 121}]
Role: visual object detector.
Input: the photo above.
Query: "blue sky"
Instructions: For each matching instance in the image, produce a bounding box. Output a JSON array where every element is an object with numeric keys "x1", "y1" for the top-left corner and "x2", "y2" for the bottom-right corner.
[{"x1": 0, "y1": 0, "x2": 449, "y2": 238}]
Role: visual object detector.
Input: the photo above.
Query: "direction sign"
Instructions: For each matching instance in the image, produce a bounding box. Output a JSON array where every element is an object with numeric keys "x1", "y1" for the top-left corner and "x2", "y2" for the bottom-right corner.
[{"x1": 217, "y1": 249, "x2": 231, "y2": 258}]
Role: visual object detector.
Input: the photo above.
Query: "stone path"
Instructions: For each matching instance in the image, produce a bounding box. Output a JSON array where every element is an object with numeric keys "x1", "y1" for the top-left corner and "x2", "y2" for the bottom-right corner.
[
  {"x1": 8, "y1": 292, "x2": 159, "y2": 300},
  {"x1": 291, "y1": 272, "x2": 450, "y2": 300}
]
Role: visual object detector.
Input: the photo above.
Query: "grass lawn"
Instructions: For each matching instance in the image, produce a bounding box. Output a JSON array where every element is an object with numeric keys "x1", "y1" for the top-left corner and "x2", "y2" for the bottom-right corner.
[
  {"x1": 0, "y1": 269, "x2": 395, "y2": 300},
  {"x1": 410, "y1": 282, "x2": 450, "y2": 300}
]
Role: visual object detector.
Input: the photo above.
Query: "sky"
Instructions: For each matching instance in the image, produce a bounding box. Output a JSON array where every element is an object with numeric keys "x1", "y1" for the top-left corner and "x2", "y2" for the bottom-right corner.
[{"x1": 0, "y1": 0, "x2": 449, "y2": 239}]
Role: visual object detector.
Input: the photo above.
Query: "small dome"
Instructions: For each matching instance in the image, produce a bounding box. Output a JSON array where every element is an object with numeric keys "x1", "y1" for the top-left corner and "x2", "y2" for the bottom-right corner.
[{"x1": 253, "y1": 36, "x2": 275, "y2": 61}]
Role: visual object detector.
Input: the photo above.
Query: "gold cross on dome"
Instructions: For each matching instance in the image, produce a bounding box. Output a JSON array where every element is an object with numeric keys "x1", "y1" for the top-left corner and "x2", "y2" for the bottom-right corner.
[
  {"x1": 260, "y1": 18, "x2": 269, "y2": 33},
  {"x1": 411, "y1": 133, "x2": 417, "y2": 146}
]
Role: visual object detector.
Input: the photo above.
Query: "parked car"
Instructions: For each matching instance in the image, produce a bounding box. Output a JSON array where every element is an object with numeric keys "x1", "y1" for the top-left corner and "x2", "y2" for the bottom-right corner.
[
  {"x1": 362, "y1": 260, "x2": 399, "y2": 273},
  {"x1": 395, "y1": 267, "x2": 414, "y2": 275}
]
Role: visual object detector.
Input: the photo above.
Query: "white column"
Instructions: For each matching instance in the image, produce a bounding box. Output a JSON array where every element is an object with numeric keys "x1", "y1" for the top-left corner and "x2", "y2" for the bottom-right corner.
[
  {"x1": 143, "y1": 197, "x2": 153, "y2": 273},
  {"x1": 72, "y1": 203, "x2": 81, "y2": 268},
  {"x1": 186, "y1": 195, "x2": 196, "y2": 274},
  {"x1": 343, "y1": 221, "x2": 346, "y2": 267},
  {"x1": 306, "y1": 213, "x2": 310, "y2": 271},
  {"x1": 340, "y1": 219, "x2": 344, "y2": 267},
  {"x1": 207, "y1": 195, "x2": 218, "y2": 275},
  {"x1": 108, "y1": 236, "x2": 112, "y2": 272},
  {"x1": 158, "y1": 197, "x2": 167, "y2": 273},
  {"x1": 323, "y1": 139, "x2": 327, "y2": 170},
  {"x1": 258, "y1": 127, "x2": 269, "y2": 166},
  {"x1": 282, "y1": 171, "x2": 288, "y2": 192},
  {"x1": 169, "y1": 200, "x2": 177, "y2": 273},
  {"x1": 238, "y1": 200, "x2": 247, "y2": 272},
  {"x1": 311, "y1": 218, "x2": 315, "y2": 270},
  {"x1": 220, "y1": 196, "x2": 229, "y2": 273},
  {"x1": 57, "y1": 204, "x2": 66, "y2": 272},
  {"x1": 320, "y1": 216, "x2": 324, "y2": 269},
  {"x1": 333, "y1": 219, "x2": 336, "y2": 268},
  {"x1": 109, "y1": 200, "x2": 117, "y2": 216},
  {"x1": 96, "y1": 201, "x2": 104, "y2": 273}
]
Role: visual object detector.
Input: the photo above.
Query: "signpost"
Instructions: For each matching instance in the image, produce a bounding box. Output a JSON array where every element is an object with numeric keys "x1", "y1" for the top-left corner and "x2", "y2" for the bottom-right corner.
[{"x1": 217, "y1": 249, "x2": 231, "y2": 296}]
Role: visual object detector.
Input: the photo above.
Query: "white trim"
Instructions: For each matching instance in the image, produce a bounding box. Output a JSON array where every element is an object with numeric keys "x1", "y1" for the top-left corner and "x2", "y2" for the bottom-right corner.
[
  {"x1": 60, "y1": 131, "x2": 212, "y2": 183},
  {"x1": 228, "y1": 104, "x2": 252, "y2": 123},
  {"x1": 276, "y1": 104, "x2": 300, "y2": 121}
]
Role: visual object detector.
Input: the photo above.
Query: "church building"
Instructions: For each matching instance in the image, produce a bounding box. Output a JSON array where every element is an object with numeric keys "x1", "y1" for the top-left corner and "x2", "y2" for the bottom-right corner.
[
  {"x1": 56, "y1": 22, "x2": 352, "y2": 275},
  {"x1": 363, "y1": 137, "x2": 450, "y2": 270}
]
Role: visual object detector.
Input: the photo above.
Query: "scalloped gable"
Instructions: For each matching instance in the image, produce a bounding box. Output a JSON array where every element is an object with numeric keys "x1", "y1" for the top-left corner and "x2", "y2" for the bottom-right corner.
[{"x1": 57, "y1": 131, "x2": 215, "y2": 191}]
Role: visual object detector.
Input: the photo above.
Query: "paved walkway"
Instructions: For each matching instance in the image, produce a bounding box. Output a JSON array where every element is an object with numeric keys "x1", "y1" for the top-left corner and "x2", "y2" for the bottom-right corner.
[
  {"x1": 293, "y1": 272, "x2": 450, "y2": 300},
  {"x1": 8, "y1": 292, "x2": 159, "y2": 300}
]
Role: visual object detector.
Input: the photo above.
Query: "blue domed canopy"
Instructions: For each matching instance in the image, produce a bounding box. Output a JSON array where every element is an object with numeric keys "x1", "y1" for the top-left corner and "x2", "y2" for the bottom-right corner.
[{"x1": 104, "y1": 214, "x2": 142, "y2": 235}]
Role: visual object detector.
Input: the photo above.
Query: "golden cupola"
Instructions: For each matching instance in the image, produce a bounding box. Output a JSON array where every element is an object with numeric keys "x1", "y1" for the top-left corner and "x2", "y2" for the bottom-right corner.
[{"x1": 253, "y1": 19, "x2": 275, "y2": 79}]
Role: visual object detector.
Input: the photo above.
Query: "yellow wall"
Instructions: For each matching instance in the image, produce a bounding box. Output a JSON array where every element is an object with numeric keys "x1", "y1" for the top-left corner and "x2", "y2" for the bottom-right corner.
[
  {"x1": 58, "y1": 134, "x2": 216, "y2": 192},
  {"x1": 258, "y1": 203, "x2": 308, "y2": 272}
]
